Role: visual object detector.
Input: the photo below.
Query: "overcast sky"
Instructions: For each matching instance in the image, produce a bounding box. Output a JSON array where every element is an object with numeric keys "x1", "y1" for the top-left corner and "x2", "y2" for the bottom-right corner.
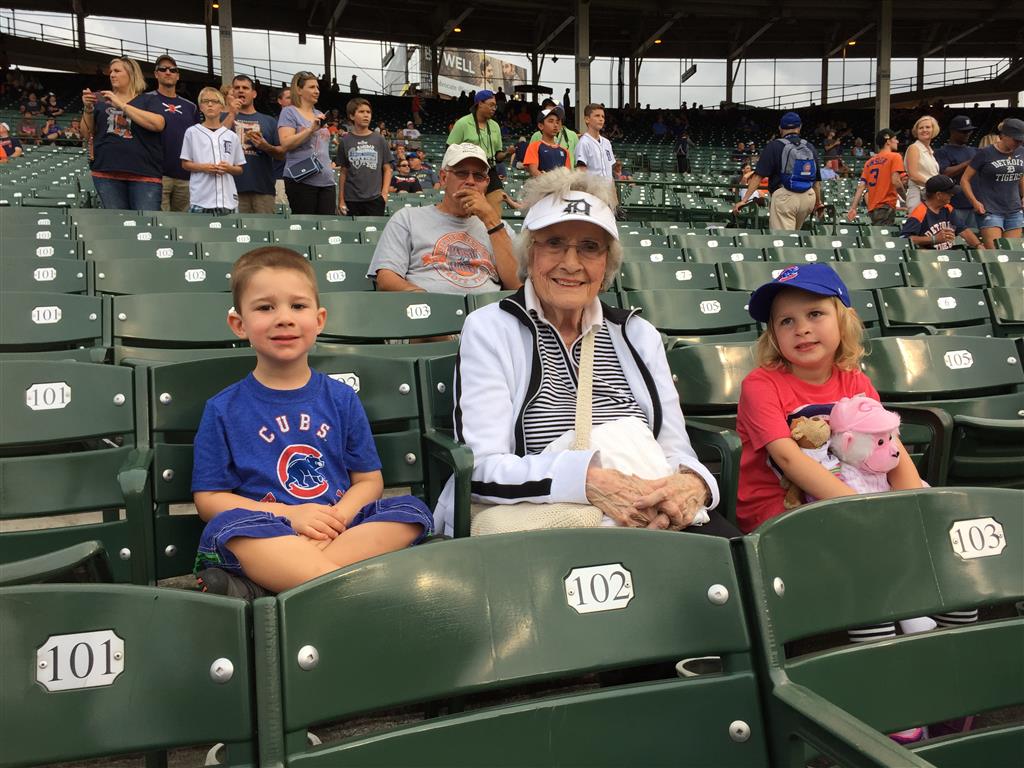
[{"x1": 4, "y1": 9, "x2": 1016, "y2": 109}]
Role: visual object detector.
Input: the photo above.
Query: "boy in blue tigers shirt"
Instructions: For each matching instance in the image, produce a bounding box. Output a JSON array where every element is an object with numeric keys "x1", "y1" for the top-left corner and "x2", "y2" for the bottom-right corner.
[{"x1": 192, "y1": 247, "x2": 433, "y2": 598}]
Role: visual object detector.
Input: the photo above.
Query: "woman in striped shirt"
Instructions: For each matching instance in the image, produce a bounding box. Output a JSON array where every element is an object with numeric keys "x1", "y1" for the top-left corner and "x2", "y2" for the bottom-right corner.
[{"x1": 433, "y1": 168, "x2": 738, "y2": 538}]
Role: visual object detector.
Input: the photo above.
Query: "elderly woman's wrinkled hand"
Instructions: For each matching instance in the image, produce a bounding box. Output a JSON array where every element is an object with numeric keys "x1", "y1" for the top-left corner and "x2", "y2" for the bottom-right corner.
[
  {"x1": 633, "y1": 472, "x2": 710, "y2": 531},
  {"x1": 586, "y1": 467, "x2": 663, "y2": 528}
]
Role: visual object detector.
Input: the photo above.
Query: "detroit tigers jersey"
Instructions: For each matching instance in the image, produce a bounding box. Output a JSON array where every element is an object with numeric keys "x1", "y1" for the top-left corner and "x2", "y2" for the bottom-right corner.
[
  {"x1": 191, "y1": 371, "x2": 381, "y2": 505},
  {"x1": 180, "y1": 124, "x2": 246, "y2": 210}
]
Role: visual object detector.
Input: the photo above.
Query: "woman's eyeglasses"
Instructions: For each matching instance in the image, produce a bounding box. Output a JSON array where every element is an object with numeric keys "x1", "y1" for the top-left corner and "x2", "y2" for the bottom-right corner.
[{"x1": 533, "y1": 237, "x2": 607, "y2": 260}]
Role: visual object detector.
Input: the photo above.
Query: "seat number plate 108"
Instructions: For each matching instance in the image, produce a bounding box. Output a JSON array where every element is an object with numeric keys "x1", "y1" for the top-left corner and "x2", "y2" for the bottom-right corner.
[
  {"x1": 949, "y1": 517, "x2": 1006, "y2": 560},
  {"x1": 36, "y1": 630, "x2": 125, "y2": 692},
  {"x1": 564, "y1": 563, "x2": 634, "y2": 614}
]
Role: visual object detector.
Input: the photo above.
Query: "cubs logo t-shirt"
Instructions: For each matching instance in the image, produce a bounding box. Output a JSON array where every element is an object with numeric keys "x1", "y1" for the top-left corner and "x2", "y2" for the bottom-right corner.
[{"x1": 191, "y1": 371, "x2": 381, "y2": 505}]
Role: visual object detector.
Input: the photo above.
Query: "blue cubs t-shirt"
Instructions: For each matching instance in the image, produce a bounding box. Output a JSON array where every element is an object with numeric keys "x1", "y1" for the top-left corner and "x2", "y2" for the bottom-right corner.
[{"x1": 191, "y1": 371, "x2": 381, "y2": 505}]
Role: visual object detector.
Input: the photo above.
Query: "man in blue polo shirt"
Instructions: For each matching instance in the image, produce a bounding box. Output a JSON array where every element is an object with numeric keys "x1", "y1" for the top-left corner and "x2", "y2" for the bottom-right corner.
[
  {"x1": 733, "y1": 111, "x2": 823, "y2": 231},
  {"x1": 934, "y1": 115, "x2": 979, "y2": 232},
  {"x1": 225, "y1": 75, "x2": 284, "y2": 214},
  {"x1": 149, "y1": 55, "x2": 199, "y2": 211}
]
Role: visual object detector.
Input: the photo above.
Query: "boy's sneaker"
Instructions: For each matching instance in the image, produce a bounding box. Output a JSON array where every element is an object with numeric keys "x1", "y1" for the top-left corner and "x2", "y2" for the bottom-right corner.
[
  {"x1": 197, "y1": 568, "x2": 272, "y2": 600},
  {"x1": 888, "y1": 727, "x2": 926, "y2": 745}
]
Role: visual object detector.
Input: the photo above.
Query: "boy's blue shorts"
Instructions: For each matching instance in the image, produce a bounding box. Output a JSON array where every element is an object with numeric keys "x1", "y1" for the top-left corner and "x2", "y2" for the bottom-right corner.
[{"x1": 194, "y1": 496, "x2": 434, "y2": 575}]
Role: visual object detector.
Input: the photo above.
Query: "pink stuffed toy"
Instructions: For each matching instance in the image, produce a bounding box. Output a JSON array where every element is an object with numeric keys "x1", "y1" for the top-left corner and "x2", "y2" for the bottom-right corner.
[{"x1": 829, "y1": 396, "x2": 901, "y2": 494}]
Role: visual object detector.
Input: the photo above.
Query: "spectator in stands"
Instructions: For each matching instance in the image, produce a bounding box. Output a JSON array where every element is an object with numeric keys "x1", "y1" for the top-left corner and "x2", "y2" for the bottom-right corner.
[
  {"x1": 389, "y1": 158, "x2": 422, "y2": 194},
  {"x1": 846, "y1": 129, "x2": 906, "y2": 225},
  {"x1": 81, "y1": 56, "x2": 167, "y2": 210},
  {"x1": 0, "y1": 121, "x2": 24, "y2": 158},
  {"x1": 367, "y1": 143, "x2": 518, "y2": 295},
  {"x1": 408, "y1": 154, "x2": 440, "y2": 190},
  {"x1": 612, "y1": 161, "x2": 632, "y2": 181},
  {"x1": 934, "y1": 115, "x2": 979, "y2": 233},
  {"x1": 17, "y1": 114, "x2": 36, "y2": 144},
  {"x1": 40, "y1": 117, "x2": 60, "y2": 144},
  {"x1": 410, "y1": 86, "x2": 426, "y2": 126},
  {"x1": 525, "y1": 106, "x2": 573, "y2": 177},
  {"x1": 400, "y1": 120, "x2": 421, "y2": 149},
  {"x1": 733, "y1": 112, "x2": 822, "y2": 231},
  {"x1": 433, "y1": 167, "x2": 730, "y2": 538},
  {"x1": 191, "y1": 248, "x2": 433, "y2": 598},
  {"x1": 278, "y1": 71, "x2": 335, "y2": 215},
  {"x1": 851, "y1": 137, "x2": 866, "y2": 158},
  {"x1": 19, "y1": 91, "x2": 40, "y2": 116},
  {"x1": 149, "y1": 55, "x2": 199, "y2": 212},
  {"x1": 900, "y1": 174, "x2": 982, "y2": 250},
  {"x1": 675, "y1": 130, "x2": 695, "y2": 173},
  {"x1": 903, "y1": 116, "x2": 940, "y2": 210},
  {"x1": 273, "y1": 87, "x2": 291, "y2": 206},
  {"x1": 823, "y1": 131, "x2": 841, "y2": 165},
  {"x1": 349, "y1": 74, "x2": 359, "y2": 94},
  {"x1": 529, "y1": 97, "x2": 579, "y2": 164},
  {"x1": 336, "y1": 96, "x2": 392, "y2": 216},
  {"x1": 63, "y1": 118, "x2": 82, "y2": 144},
  {"x1": 575, "y1": 103, "x2": 615, "y2": 180},
  {"x1": 447, "y1": 89, "x2": 516, "y2": 221},
  {"x1": 180, "y1": 87, "x2": 245, "y2": 215},
  {"x1": 730, "y1": 140, "x2": 749, "y2": 162},
  {"x1": 43, "y1": 93, "x2": 63, "y2": 117},
  {"x1": 961, "y1": 117, "x2": 1024, "y2": 249},
  {"x1": 226, "y1": 74, "x2": 285, "y2": 214}
]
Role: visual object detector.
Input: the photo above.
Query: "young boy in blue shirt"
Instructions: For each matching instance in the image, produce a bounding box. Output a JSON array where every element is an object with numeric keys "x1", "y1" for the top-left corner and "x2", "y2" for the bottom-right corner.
[{"x1": 192, "y1": 247, "x2": 433, "y2": 598}]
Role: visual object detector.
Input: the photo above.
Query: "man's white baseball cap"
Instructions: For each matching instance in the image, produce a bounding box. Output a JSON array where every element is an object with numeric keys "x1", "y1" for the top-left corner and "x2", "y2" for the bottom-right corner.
[
  {"x1": 523, "y1": 191, "x2": 619, "y2": 239},
  {"x1": 441, "y1": 142, "x2": 490, "y2": 170}
]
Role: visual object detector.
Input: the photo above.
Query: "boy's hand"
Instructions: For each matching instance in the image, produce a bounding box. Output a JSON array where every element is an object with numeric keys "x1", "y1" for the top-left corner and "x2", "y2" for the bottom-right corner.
[{"x1": 286, "y1": 503, "x2": 347, "y2": 539}]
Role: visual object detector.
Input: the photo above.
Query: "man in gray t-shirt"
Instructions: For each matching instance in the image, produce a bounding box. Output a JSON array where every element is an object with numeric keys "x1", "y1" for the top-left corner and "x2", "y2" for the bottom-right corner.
[{"x1": 368, "y1": 143, "x2": 521, "y2": 295}]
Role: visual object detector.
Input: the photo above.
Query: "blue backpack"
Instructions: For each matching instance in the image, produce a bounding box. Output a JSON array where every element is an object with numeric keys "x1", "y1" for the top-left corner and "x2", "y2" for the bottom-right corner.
[{"x1": 777, "y1": 136, "x2": 817, "y2": 192}]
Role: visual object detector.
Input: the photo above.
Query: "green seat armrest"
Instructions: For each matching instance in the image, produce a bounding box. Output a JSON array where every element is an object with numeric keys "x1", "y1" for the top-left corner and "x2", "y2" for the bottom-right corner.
[
  {"x1": 686, "y1": 419, "x2": 741, "y2": 525},
  {"x1": 117, "y1": 448, "x2": 155, "y2": 585},
  {"x1": 887, "y1": 405, "x2": 954, "y2": 486},
  {"x1": 423, "y1": 430, "x2": 474, "y2": 539},
  {"x1": 0, "y1": 541, "x2": 113, "y2": 586}
]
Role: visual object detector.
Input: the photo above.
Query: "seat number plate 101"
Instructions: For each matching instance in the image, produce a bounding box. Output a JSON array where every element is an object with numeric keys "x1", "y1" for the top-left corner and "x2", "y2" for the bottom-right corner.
[
  {"x1": 564, "y1": 563, "x2": 634, "y2": 614},
  {"x1": 36, "y1": 630, "x2": 125, "y2": 691},
  {"x1": 949, "y1": 517, "x2": 1006, "y2": 560}
]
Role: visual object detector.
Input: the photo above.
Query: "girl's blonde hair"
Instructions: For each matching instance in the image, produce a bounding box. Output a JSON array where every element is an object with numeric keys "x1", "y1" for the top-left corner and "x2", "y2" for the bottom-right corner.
[
  {"x1": 911, "y1": 115, "x2": 940, "y2": 140},
  {"x1": 109, "y1": 57, "x2": 147, "y2": 99},
  {"x1": 199, "y1": 87, "x2": 226, "y2": 106},
  {"x1": 755, "y1": 294, "x2": 865, "y2": 372}
]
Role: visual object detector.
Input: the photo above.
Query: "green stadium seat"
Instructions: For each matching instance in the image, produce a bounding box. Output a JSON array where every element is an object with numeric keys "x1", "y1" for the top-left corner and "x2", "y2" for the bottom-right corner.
[
  {"x1": 74, "y1": 224, "x2": 173, "y2": 242},
  {"x1": 272, "y1": 229, "x2": 363, "y2": 246},
  {"x1": 877, "y1": 287, "x2": 993, "y2": 336},
  {"x1": 0, "y1": 361, "x2": 149, "y2": 584},
  {"x1": 110, "y1": 293, "x2": 242, "y2": 362},
  {"x1": 237, "y1": 214, "x2": 288, "y2": 229},
  {"x1": 94, "y1": 259, "x2": 232, "y2": 295},
  {"x1": 201, "y1": 241, "x2": 289, "y2": 261},
  {"x1": 986, "y1": 286, "x2": 1024, "y2": 338},
  {"x1": 72, "y1": 216, "x2": 156, "y2": 238},
  {"x1": 803, "y1": 234, "x2": 862, "y2": 249},
  {"x1": 763, "y1": 247, "x2": 840, "y2": 263},
  {"x1": 617, "y1": 261, "x2": 721, "y2": 290},
  {"x1": 738, "y1": 233, "x2": 804, "y2": 249},
  {"x1": 2, "y1": 221, "x2": 75, "y2": 241},
  {"x1": 838, "y1": 246, "x2": 906, "y2": 263},
  {"x1": 620, "y1": 245, "x2": 686, "y2": 263},
  {"x1": 0, "y1": 258, "x2": 88, "y2": 293},
  {"x1": 860, "y1": 234, "x2": 906, "y2": 250},
  {"x1": 619, "y1": 232, "x2": 669, "y2": 248},
  {"x1": 622, "y1": 289, "x2": 758, "y2": 344},
  {"x1": 190, "y1": 228, "x2": 271, "y2": 245},
  {"x1": 902, "y1": 248, "x2": 974, "y2": 263},
  {"x1": 741, "y1": 488, "x2": 1024, "y2": 768},
  {"x1": 862, "y1": 335, "x2": 1024, "y2": 487},
  {"x1": 1, "y1": 237, "x2": 81, "y2": 259},
  {"x1": 318, "y1": 292, "x2": 467, "y2": 343},
  {"x1": 309, "y1": 242, "x2": 377, "y2": 262},
  {"x1": 0, "y1": 292, "x2": 105, "y2": 355},
  {"x1": 81, "y1": 239, "x2": 199, "y2": 260},
  {"x1": 311, "y1": 260, "x2": 375, "y2": 291},
  {"x1": 901, "y1": 261, "x2": 987, "y2": 289},
  {"x1": 995, "y1": 237, "x2": 1024, "y2": 251},
  {"x1": 984, "y1": 261, "x2": 1024, "y2": 287},
  {"x1": 972, "y1": 249, "x2": 1024, "y2": 264},
  {"x1": 0, "y1": 584, "x2": 256, "y2": 765},
  {"x1": 259, "y1": 529, "x2": 769, "y2": 766},
  {"x1": 685, "y1": 246, "x2": 766, "y2": 263}
]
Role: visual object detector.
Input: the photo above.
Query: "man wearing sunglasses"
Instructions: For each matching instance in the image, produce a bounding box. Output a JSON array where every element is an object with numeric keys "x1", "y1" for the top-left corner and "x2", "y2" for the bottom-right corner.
[
  {"x1": 149, "y1": 55, "x2": 198, "y2": 211},
  {"x1": 368, "y1": 142, "x2": 520, "y2": 294}
]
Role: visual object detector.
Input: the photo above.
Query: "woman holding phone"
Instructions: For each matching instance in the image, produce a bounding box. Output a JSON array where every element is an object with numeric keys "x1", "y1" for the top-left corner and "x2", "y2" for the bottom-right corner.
[
  {"x1": 80, "y1": 57, "x2": 166, "y2": 210},
  {"x1": 277, "y1": 71, "x2": 335, "y2": 214}
]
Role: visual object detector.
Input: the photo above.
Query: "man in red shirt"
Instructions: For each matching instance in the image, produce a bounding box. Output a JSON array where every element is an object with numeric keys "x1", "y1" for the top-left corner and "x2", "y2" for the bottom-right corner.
[{"x1": 846, "y1": 128, "x2": 906, "y2": 225}]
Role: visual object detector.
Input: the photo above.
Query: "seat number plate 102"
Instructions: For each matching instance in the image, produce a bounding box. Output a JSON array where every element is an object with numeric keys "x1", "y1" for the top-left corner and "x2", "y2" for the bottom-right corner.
[
  {"x1": 949, "y1": 517, "x2": 1006, "y2": 560},
  {"x1": 564, "y1": 563, "x2": 634, "y2": 614},
  {"x1": 36, "y1": 630, "x2": 125, "y2": 692}
]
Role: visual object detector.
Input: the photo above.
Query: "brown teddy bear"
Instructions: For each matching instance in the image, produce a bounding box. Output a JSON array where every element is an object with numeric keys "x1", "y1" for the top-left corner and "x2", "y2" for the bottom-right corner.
[{"x1": 781, "y1": 415, "x2": 834, "y2": 509}]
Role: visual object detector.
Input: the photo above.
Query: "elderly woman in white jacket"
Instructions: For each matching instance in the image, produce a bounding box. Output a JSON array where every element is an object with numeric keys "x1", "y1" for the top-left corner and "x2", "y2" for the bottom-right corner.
[{"x1": 434, "y1": 168, "x2": 737, "y2": 538}]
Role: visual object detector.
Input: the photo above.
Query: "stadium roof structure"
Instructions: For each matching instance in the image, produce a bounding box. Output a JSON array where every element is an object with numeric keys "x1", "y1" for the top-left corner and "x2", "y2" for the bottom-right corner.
[{"x1": 14, "y1": 0, "x2": 1024, "y2": 62}]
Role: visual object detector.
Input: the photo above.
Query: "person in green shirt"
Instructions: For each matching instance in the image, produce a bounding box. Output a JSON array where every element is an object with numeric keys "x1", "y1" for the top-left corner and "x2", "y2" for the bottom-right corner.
[
  {"x1": 529, "y1": 97, "x2": 579, "y2": 166},
  {"x1": 446, "y1": 89, "x2": 515, "y2": 220}
]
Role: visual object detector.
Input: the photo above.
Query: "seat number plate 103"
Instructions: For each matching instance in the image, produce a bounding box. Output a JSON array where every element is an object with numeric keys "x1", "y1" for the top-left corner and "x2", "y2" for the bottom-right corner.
[
  {"x1": 36, "y1": 630, "x2": 125, "y2": 692},
  {"x1": 949, "y1": 517, "x2": 1006, "y2": 560},
  {"x1": 564, "y1": 563, "x2": 634, "y2": 614}
]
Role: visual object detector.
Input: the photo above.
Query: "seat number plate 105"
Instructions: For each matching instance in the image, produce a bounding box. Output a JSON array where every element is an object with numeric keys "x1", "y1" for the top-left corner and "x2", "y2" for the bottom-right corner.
[
  {"x1": 36, "y1": 630, "x2": 125, "y2": 692},
  {"x1": 564, "y1": 563, "x2": 634, "y2": 614},
  {"x1": 949, "y1": 517, "x2": 1006, "y2": 560}
]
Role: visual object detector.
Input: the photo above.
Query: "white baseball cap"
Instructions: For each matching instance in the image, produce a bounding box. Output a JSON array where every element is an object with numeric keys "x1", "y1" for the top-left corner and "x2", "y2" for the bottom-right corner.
[
  {"x1": 523, "y1": 191, "x2": 619, "y2": 240},
  {"x1": 0, "y1": 122, "x2": 8, "y2": 131},
  {"x1": 441, "y1": 142, "x2": 490, "y2": 170}
]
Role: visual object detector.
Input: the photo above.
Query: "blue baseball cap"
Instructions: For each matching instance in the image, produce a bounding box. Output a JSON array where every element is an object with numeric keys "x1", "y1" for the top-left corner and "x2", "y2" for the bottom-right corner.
[
  {"x1": 474, "y1": 89, "x2": 495, "y2": 103},
  {"x1": 779, "y1": 111, "x2": 802, "y2": 129},
  {"x1": 748, "y1": 263, "x2": 851, "y2": 322}
]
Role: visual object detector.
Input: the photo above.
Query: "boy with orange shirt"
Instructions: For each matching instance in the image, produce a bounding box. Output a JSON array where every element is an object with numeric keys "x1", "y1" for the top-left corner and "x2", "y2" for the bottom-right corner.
[{"x1": 523, "y1": 106, "x2": 573, "y2": 177}]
